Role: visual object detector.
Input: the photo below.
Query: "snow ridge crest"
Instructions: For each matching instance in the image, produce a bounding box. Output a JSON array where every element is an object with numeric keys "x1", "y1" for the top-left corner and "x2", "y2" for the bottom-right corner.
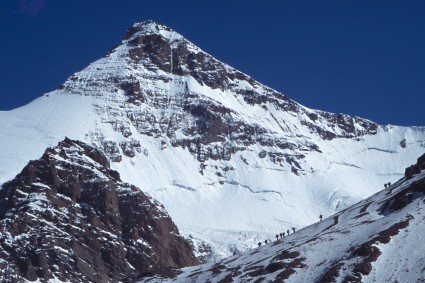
[{"x1": 123, "y1": 20, "x2": 184, "y2": 43}]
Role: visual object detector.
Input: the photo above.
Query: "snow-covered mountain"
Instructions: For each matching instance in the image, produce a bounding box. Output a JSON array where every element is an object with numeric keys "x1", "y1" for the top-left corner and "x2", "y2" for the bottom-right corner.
[
  {"x1": 140, "y1": 154, "x2": 425, "y2": 282},
  {"x1": 0, "y1": 138, "x2": 198, "y2": 282},
  {"x1": 0, "y1": 20, "x2": 424, "y2": 259}
]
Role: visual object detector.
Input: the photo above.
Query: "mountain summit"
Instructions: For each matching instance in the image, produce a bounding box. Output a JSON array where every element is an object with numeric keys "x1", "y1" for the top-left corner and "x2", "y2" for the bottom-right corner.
[
  {"x1": 123, "y1": 20, "x2": 187, "y2": 42},
  {"x1": 0, "y1": 20, "x2": 424, "y2": 260}
]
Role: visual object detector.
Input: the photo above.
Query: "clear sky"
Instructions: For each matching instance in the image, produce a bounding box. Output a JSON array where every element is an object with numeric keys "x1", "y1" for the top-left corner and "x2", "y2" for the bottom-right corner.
[{"x1": 1, "y1": 0, "x2": 424, "y2": 126}]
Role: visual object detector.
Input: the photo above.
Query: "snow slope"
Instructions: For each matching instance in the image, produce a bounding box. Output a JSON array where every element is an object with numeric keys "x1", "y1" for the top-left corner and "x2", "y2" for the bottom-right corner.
[
  {"x1": 0, "y1": 21, "x2": 424, "y2": 260},
  {"x1": 140, "y1": 157, "x2": 425, "y2": 282}
]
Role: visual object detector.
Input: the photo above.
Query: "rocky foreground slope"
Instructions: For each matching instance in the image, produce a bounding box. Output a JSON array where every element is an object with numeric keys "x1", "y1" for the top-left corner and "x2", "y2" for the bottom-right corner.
[
  {"x1": 0, "y1": 138, "x2": 198, "y2": 282},
  {"x1": 142, "y1": 154, "x2": 425, "y2": 282}
]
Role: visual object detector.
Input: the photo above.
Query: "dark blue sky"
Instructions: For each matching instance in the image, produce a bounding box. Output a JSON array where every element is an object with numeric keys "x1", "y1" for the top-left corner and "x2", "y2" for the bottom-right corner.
[{"x1": 1, "y1": 1, "x2": 424, "y2": 126}]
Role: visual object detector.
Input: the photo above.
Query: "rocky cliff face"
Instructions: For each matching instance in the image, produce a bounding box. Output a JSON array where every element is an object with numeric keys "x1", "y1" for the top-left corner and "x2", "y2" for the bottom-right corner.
[{"x1": 0, "y1": 138, "x2": 198, "y2": 282}]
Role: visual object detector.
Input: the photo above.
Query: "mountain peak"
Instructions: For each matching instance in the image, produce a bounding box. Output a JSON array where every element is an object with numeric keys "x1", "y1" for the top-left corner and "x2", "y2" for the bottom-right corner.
[
  {"x1": 123, "y1": 20, "x2": 183, "y2": 42},
  {"x1": 59, "y1": 19, "x2": 381, "y2": 173}
]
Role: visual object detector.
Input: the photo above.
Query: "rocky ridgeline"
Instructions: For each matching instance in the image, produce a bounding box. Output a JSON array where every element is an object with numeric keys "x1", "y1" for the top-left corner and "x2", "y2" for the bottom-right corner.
[
  {"x1": 0, "y1": 138, "x2": 198, "y2": 282},
  {"x1": 59, "y1": 21, "x2": 377, "y2": 173}
]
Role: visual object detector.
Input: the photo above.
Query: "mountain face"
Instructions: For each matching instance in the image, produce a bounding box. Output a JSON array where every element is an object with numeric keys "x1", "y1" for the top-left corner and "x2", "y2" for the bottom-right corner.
[
  {"x1": 0, "y1": 138, "x2": 198, "y2": 282},
  {"x1": 142, "y1": 155, "x2": 425, "y2": 283},
  {"x1": 60, "y1": 20, "x2": 379, "y2": 165},
  {"x1": 0, "y1": 20, "x2": 425, "y2": 259}
]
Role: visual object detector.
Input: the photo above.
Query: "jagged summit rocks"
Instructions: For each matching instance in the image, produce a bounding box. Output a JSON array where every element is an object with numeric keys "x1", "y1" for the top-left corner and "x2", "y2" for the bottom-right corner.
[
  {"x1": 0, "y1": 138, "x2": 198, "y2": 282},
  {"x1": 121, "y1": 20, "x2": 251, "y2": 91}
]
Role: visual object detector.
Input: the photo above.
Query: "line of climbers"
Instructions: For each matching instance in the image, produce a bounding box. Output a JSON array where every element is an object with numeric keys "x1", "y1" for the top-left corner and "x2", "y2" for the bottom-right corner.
[
  {"x1": 257, "y1": 227, "x2": 296, "y2": 247},
  {"x1": 257, "y1": 214, "x2": 324, "y2": 248}
]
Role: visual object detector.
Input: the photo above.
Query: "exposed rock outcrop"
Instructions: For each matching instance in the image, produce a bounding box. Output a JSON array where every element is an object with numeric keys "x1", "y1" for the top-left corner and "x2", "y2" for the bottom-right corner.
[
  {"x1": 0, "y1": 138, "x2": 198, "y2": 282},
  {"x1": 405, "y1": 152, "x2": 425, "y2": 179}
]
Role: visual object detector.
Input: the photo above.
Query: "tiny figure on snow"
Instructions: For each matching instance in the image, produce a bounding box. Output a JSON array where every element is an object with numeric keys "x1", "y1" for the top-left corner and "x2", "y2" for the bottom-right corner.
[
  {"x1": 319, "y1": 214, "x2": 323, "y2": 221},
  {"x1": 264, "y1": 239, "x2": 268, "y2": 245},
  {"x1": 292, "y1": 227, "x2": 296, "y2": 233},
  {"x1": 258, "y1": 242, "x2": 262, "y2": 247},
  {"x1": 280, "y1": 232, "x2": 284, "y2": 238},
  {"x1": 275, "y1": 234, "x2": 279, "y2": 241},
  {"x1": 287, "y1": 229, "x2": 290, "y2": 235}
]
